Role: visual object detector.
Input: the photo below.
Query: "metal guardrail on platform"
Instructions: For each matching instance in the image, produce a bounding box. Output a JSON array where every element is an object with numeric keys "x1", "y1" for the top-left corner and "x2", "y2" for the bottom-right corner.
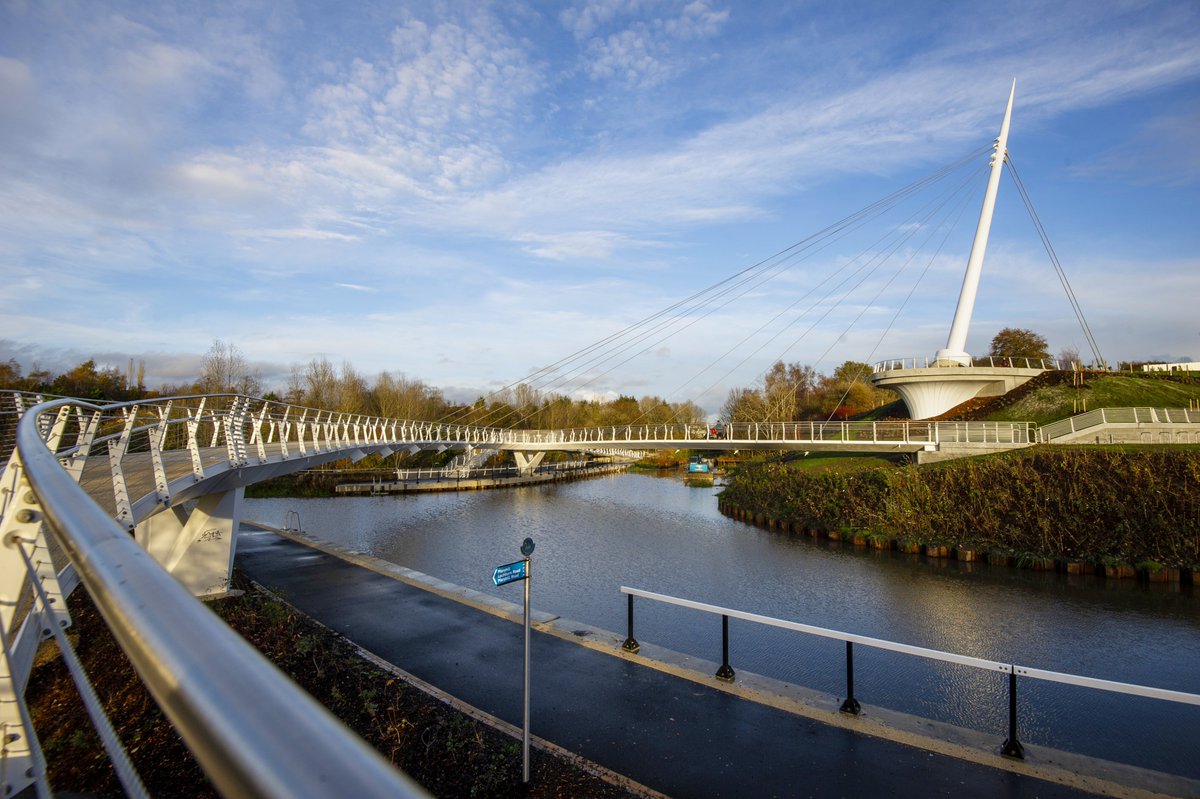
[
  {"x1": 872, "y1": 356, "x2": 1062, "y2": 372},
  {"x1": 618, "y1": 586, "x2": 1200, "y2": 761}
]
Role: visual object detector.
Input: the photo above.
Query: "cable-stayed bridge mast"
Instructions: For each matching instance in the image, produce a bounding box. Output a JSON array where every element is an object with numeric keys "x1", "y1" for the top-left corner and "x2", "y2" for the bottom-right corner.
[{"x1": 871, "y1": 82, "x2": 1055, "y2": 420}]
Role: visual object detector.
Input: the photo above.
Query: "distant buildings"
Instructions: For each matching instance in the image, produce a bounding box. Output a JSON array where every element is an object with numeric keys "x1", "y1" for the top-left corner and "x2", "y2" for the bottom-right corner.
[{"x1": 1142, "y1": 362, "x2": 1200, "y2": 373}]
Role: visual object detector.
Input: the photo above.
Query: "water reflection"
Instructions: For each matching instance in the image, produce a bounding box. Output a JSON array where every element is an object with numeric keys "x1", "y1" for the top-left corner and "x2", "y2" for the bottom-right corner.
[{"x1": 244, "y1": 472, "x2": 1199, "y2": 777}]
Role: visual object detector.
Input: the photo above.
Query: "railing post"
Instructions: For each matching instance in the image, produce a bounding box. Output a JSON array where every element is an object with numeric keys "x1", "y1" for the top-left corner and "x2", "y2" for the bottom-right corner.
[
  {"x1": 1001, "y1": 668, "x2": 1024, "y2": 759},
  {"x1": 715, "y1": 615, "x2": 735, "y2": 682},
  {"x1": 839, "y1": 641, "x2": 861, "y2": 715},
  {"x1": 621, "y1": 594, "x2": 639, "y2": 653}
]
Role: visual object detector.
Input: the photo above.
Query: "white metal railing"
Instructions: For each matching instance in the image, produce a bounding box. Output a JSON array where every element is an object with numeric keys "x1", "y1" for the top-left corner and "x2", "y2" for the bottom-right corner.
[
  {"x1": 0, "y1": 395, "x2": 429, "y2": 797},
  {"x1": 619, "y1": 586, "x2": 1200, "y2": 760},
  {"x1": 30, "y1": 392, "x2": 1200, "y2": 461},
  {"x1": 1038, "y1": 407, "x2": 1200, "y2": 442},
  {"x1": 872, "y1": 356, "x2": 1061, "y2": 372},
  {"x1": 507, "y1": 420, "x2": 1035, "y2": 447}
]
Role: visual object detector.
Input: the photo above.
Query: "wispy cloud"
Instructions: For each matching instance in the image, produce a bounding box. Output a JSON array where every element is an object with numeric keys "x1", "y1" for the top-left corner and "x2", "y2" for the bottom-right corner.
[{"x1": 0, "y1": 1, "x2": 1197, "y2": 407}]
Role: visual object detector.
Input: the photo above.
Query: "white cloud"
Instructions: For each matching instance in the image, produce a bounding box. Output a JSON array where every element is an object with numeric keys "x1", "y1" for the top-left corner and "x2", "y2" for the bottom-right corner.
[
  {"x1": 516, "y1": 230, "x2": 643, "y2": 260},
  {"x1": 0, "y1": 1, "x2": 1197, "y2": 411},
  {"x1": 1068, "y1": 103, "x2": 1200, "y2": 187},
  {"x1": 302, "y1": 14, "x2": 540, "y2": 193},
  {"x1": 569, "y1": 0, "x2": 728, "y2": 88},
  {"x1": 235, "y1": 226, "x2": 359, "y2": 242}
]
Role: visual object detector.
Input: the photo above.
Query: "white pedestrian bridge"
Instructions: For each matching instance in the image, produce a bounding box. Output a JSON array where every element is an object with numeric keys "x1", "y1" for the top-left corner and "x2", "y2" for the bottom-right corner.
[{"x1": 1, "y1": 391, "x2": 1198, "y2": 797}]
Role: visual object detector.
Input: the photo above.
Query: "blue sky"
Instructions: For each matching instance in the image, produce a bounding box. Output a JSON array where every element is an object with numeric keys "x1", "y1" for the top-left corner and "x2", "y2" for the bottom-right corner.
[{"x1": 1, "y1": 0, "x2": 1198, "y2": 413}]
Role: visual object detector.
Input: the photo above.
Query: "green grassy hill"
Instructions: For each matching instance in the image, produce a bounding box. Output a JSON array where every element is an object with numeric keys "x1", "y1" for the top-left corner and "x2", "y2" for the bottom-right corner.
[{"x1": 980, "y1": 374, "x2": 1200, "y2": 425}]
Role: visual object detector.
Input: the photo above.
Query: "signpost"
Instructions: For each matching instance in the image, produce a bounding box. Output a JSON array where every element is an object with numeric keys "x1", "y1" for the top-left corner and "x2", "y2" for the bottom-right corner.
[
  {"x1": 492, "y1": 537, "x2": 534, "y2": 783},
  {"x1": 491, "y1": 559, "x2": 527, "y2": 587}
]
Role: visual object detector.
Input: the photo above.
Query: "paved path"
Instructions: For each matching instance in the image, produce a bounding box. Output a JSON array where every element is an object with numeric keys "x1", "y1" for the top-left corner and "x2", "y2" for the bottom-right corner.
[{"x1": 236, "y1": 528, "x2": 1109, "y2": 799}]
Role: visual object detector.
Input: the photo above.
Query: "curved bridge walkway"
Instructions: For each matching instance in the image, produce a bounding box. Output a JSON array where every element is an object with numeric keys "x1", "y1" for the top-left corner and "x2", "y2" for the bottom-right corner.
[{"x1": 1, "y1": 391, "x2": 1197, "y2": 797}]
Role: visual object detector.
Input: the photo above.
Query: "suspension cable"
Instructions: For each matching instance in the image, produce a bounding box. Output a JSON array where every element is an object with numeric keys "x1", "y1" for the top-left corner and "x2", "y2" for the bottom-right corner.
[
  {"x1": 443, "y1": 145, "x2": 993, "y2": 430},
  {"x1": 815, "y1": 172, "x2": 979, "y2": 421},
  {"x1": 1006, "y1": 156, "x2": 1105, "y2": 366},
  {"x1": 689, "y1": 162, "x2": 984, "y2": 422}
]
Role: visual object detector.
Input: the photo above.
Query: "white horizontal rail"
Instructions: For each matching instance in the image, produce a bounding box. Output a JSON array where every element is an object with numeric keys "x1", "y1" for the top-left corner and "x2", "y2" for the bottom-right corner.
[
  {"x1": 620, "y1": 586, "x2": 1200, "y2": 705},
  {"x1": 1016, "y1": 666, "x2": 1200, "y2": 706},
  {"x1": 621, "y1": 587, "x2": 1009, "y2": 673}
]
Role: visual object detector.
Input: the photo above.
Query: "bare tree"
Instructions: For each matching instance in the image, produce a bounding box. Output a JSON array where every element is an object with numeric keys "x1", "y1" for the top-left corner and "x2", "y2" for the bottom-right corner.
[
  {"x1": 336, "y1": 361, "x2": 370, "y2": 413},
  {"x1": 762, "y1": 361, "x2": 816, "y2": 421},
  {"x1": 199, "y1": 340, "x2": 262, "y2": 395},
  {"x1": 721, "y1": 387, "x2": 765, "y2": 424},
  {"x1": 1057, "y1": 347, "x2": 1081, "y2": 368},
  {"x1": 301, "y1": 357, "x2": 338, "y2": 409}
]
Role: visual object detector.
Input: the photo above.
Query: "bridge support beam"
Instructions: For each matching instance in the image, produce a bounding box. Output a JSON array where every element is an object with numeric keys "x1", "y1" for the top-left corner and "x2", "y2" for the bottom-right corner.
[
  {"x1": 136, "y1": 488, "x2": 244, "y2": 598},
  {"x1": 513, "y1": 452, "x2": 545, "y2": 477},
  {"x1": 0, "y1": 453, "x2": 61, "y2": 798}
]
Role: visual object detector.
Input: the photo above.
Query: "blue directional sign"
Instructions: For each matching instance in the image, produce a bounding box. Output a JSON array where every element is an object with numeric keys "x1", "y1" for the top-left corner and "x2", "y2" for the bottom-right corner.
[{"x1": 492, "y1": 559, "x2": 528, "y2": 587}]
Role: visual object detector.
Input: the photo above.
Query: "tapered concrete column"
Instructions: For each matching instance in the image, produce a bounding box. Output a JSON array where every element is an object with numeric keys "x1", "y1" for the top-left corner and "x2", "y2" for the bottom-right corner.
[
  {"x1": 136, "y1": 488, "x2": 244, "y2": 597},
  {"x1": 513, "y1": 452, "x2": 545, "y2": 476}
]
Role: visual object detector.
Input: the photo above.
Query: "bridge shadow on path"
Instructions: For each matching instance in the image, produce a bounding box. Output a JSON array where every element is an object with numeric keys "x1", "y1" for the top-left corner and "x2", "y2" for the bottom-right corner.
[{"x1": 235, "y1": 527, "x2": 1108, "y2": 799}]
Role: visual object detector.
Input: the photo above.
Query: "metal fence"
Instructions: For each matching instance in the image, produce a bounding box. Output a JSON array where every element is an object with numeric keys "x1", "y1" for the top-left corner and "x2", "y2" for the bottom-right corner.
[{"x1": 619, "y1": 586, "x2": 1200, "y2": 761}]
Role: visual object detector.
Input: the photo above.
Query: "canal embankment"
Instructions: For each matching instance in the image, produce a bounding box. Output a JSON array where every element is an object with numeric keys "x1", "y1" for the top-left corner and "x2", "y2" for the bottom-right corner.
[{"x1": 718, "y1": 445, "x2": 1200, "y2": 582}]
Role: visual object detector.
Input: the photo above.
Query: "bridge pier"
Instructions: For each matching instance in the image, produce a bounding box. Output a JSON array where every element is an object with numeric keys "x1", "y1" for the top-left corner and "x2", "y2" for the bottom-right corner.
[
  {"x1": 513, "y1": 452, "x2": 546, "y2": 477},
  {"x1": 136, "y1": 488, "x2": 244, "y2": 598}
]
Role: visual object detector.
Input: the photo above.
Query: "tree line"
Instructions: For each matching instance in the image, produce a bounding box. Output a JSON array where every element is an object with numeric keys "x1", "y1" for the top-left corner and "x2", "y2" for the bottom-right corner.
[
  {"x1": 0, "y1": 340, "x2": 704, "y2": 430},
  {"x1": 720, "y1": 360, "x2": 897, "y2": 423},
  {"x1": 0, "y1": 327, "x2": 1090, "y2": 427}
]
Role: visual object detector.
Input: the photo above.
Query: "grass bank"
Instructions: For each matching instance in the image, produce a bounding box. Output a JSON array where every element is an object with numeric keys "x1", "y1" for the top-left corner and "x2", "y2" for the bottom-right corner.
[{"x1": 719, "y1": 446, "x2": 1200, "y2": 577}]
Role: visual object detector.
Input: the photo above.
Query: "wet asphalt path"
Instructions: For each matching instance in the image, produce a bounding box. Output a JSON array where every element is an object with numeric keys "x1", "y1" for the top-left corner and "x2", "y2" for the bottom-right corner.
[{"x1": 236, "y1": 528, "x2": 1104, "y2": 799}]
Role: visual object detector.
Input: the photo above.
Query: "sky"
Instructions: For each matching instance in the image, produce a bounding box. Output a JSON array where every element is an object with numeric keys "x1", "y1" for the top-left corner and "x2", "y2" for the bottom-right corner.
[{"x1": 1, "y1": 0, "x2": 1198, "y2": 414}]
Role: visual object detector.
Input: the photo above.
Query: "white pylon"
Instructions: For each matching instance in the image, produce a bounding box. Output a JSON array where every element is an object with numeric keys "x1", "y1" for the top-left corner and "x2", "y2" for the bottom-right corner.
[{"x1": 936, "y1": 80, "x2": 1016, "y2": 366}]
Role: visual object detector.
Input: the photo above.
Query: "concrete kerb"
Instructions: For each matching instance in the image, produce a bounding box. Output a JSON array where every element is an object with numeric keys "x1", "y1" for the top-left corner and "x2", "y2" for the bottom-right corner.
[{"x1": 246, "y1": 524, "x2": 1199, "y2": 799}]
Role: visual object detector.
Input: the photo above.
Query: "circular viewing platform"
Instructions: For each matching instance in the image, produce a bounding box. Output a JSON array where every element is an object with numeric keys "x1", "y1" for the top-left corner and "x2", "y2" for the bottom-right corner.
[{"x1": 870, "y1": 356, "x2": 1060, "y2": 420}]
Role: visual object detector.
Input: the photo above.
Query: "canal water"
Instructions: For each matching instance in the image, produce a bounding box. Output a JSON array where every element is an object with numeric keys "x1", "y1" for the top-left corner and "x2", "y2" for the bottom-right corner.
[{"x1": 243, "y1": 472, "x2": 1200, "y2": 778}]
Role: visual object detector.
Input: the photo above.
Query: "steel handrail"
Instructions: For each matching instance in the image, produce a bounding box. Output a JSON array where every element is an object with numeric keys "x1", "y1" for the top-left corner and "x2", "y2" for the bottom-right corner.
[
  {"x1": 620, "y1": 587, "x2": 1010, "y2": 674},
  {"x1": 619, "y1": 585, "x2": 1200, "y2": 706},
  {"x1": 871, "y1": 356, "x2": 1063, "y2": 372},
  {"x1": 13, "y1": 398, "x2": 427, "y2": 798}
]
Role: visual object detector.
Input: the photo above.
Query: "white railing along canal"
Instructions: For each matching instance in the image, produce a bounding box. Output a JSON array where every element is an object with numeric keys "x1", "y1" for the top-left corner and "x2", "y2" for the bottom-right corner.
[{"x1": 619, "y1": 586, "x2": 1200, "y2": 761}]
